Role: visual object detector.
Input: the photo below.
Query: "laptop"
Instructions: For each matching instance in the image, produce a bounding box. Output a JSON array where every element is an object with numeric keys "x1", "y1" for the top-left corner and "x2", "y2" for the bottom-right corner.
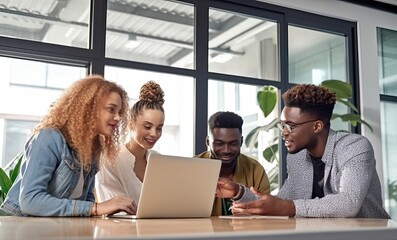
[{"x1": 108, "y1": 154, "x2": 221, "y2": 219}]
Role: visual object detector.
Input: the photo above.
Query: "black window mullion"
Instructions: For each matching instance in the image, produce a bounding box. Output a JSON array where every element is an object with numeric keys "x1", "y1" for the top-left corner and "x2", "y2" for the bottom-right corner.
[
  {"x1": 347, "y1": 23, "x2": 360, "y2": 134},
  {"x1": 278, "y1": 13, "x2": 289, "y2": 186},
  {"x1": 194, "y1": 1, "x2": 209, "y2": 154},
  {"x1": 90, "y1": 0, "x2": 107, "y2": 75}
]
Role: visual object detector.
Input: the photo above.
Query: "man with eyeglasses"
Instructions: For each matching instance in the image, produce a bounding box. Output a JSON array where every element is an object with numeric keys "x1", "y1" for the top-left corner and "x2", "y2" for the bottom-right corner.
[
  {"x1": 195, "y1": 111, "x2": 270, "y2": 216},
  {"x1": 216, "y1": 84, "x2": 390, "y2": 219}
]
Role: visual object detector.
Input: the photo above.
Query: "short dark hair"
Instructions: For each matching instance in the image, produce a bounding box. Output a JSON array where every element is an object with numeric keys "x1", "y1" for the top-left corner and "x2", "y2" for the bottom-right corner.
[
  {"x1": 208, "y1": 111, "x2": 243, "y2": 133},
  {"x1": 282, "y1": 84, "x2": 336, "y2": 127}
]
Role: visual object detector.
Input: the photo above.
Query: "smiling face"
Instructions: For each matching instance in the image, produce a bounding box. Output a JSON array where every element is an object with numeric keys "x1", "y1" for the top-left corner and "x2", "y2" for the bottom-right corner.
[
  {"x1": 130, "y1": 108, "x2": 165, "y2": 149},
  {"x1": 96, "y1": 91, "x2": 122, "y2": 136},
  {"x1": 280, "y1": 106, "x2": 321, "y2": 154},
  {"x1": 206, "y1": 128, "x2": 242, "y2": 166}
]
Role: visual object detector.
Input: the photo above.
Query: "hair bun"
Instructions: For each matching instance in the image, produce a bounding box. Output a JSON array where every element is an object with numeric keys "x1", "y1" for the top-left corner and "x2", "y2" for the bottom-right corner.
[{"x1": 139, "y1": 81, "x2": 165, "y2": 106}]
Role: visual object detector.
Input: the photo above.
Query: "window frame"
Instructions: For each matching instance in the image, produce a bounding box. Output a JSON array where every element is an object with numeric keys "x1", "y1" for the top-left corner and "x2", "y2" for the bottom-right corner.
[{"x1": 0, "y1": 0, "x2": 360, "y2": 185}]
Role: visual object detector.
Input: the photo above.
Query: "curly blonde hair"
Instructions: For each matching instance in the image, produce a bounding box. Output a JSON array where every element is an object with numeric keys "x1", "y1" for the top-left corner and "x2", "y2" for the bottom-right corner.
[
  {"x1": 33, "y1": 75, "x2": 129, "y2": 170},
  {"x1": 130, "y1": 80, "x2": 165, "y2": 122},
  {"x1": 282, "y1": 84, "x2": 336, "y2": 128}
]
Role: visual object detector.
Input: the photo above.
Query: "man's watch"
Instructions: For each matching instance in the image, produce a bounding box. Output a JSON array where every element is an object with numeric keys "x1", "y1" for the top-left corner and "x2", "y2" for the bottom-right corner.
[{"x1": 231, "y1": 184, "x2": 244, "y2": 201}]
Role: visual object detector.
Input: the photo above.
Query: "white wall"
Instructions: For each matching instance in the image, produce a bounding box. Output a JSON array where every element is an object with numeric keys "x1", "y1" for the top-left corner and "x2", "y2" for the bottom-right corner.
[{"x1": 260, "y1": 0, "x2": 397, "y2": 188}]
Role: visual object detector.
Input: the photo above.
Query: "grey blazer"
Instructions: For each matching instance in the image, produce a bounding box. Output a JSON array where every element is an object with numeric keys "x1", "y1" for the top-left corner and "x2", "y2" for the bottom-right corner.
[{"x1": 277, "y1": 129, "x2": 390, "y2": 218}]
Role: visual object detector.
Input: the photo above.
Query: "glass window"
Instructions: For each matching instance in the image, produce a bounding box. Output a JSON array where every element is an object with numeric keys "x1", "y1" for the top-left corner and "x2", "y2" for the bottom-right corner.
[
  {"x1": 0, "y1": 119, "x2": 37, "y2": 167},
  {"x1": 288, "y1": 26, "x2": 347, "y2": 85},
  {"x1": 208, "y1": 8, "x2": 278, "y2": 81},
  {"x1": 6, "y1": 57, "x2": 84, "y2": 89},
  {"x1": 105, "y1": 66, "x2": 194, "y2": 157},
  {"x1": 0, "y1": 57, "x2": 87, "y2": 167},
  {"x1": 288, "y1": 26, "x2": 349, "y2": 131},
  {"x1": 105, "y1": 0, "x2": 194, "y2": 69},
  {"x1": 380, "y1": 101, "x2": 397, "y2": 218},
  {"x1": 0, "y1": 0, "x2": 361, "y2": 197},
  {"x1": 378, "y1": 28, "x2": 397, "y2": 96},
  {"x1": 208, "y1": 80, "x2": 279, "y2": 188},
  {"x1": 0, "y1": 57, "x2": 87, "y2": 116},
  {"x1": 0, "y1": 0, "x2": 91, "y2": 48},
  {"x1": 378, "y1": 27, "x2": 397, "y2": 219}
]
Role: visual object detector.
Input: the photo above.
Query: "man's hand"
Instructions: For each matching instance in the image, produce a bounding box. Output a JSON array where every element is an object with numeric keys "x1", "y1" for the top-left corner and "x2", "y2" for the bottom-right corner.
[
  {"x1": 215, "y1": 177, "x2": 240, "y2": 198},
  {"x1": 231, "y1": 187, "x2": 296, "y2": 217}
]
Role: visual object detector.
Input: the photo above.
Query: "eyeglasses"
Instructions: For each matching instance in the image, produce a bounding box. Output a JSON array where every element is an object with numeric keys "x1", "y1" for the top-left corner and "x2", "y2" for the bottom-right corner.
[{"x1": 277, "y1": 119, "x2": 318, "y2": 133}]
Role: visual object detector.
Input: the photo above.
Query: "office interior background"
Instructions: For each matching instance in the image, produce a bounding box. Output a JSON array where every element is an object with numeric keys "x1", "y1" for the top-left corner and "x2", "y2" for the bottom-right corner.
[{"x1": 0, "y1": 0, "x2": 396, "y2": 218}]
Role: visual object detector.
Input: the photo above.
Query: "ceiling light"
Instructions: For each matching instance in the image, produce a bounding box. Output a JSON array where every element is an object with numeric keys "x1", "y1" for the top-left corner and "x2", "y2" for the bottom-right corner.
[
  {"x1": 125, "y1": 35, "x2": 140, "y2": 49},
  {"x1": 210, "y1": 53, "x2": 234, "y2": 63}
]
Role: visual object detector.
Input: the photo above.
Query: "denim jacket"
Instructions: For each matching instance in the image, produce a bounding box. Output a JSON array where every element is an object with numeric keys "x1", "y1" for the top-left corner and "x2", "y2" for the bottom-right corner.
[{"x1": 0, "y1": 128, "x2": 98, "y2": 216}]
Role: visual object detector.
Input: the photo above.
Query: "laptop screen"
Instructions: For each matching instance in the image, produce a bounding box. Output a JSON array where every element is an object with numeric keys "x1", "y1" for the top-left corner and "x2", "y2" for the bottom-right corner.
[{"x1": 135, "y1": 154, "x2": 221, "y2": 218}]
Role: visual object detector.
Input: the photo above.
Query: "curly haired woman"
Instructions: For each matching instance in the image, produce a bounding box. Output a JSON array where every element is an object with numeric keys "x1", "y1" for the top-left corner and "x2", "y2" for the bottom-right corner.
[
  {"x1": 0, "y1": 75, "x2": 136, "y2": 216},
  {"x1": 96, "y1": 81, "x2": 165, "y2": 211}
]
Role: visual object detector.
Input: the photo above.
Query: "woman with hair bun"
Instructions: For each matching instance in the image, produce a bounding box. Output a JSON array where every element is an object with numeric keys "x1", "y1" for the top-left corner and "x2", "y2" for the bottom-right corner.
[{"x1": 96, "y1": 81, "x2": 165, "y2": 211}]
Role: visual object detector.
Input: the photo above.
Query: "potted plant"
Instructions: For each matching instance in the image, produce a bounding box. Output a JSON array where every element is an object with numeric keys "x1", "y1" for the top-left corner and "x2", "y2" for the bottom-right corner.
[
  {"x1": 245, "y1": 80, "x2": 372, "y2": 192},
  {"x1": 0, "y1": 152, "x2": 23, "y2": 215}
]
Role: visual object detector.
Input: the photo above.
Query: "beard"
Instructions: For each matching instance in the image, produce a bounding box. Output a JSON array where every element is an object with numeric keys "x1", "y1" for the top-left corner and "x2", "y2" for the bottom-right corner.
[
  {"x1": 220, "y1": 157, "x2": 237, "y2": 169},
  {"x1": 210, "y1": 150, "x2": 238, "y2": 169}
]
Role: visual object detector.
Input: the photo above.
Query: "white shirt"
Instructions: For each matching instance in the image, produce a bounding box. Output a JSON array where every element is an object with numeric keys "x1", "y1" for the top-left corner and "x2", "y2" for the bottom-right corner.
[{"x1": 95, "y1": 145, "x2": 156, "y2": 204}]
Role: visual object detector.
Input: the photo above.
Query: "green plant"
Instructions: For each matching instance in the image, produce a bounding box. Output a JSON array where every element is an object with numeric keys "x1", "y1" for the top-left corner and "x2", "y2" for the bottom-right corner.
[
  {"x1": 0, "y1": 152, "x2": 23, "y2": 204},
  {"x1": 245, "y1": 80, "x2": 373, "y2": 191},
  {"x1": 388, "y1": 180, "x2": 397, "y2": 202}
]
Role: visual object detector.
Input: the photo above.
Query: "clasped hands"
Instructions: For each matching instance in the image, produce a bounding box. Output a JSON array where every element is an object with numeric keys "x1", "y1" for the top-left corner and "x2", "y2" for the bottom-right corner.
[{"x1": 216, "y1": 177, "x2": 295, "y2": 217}]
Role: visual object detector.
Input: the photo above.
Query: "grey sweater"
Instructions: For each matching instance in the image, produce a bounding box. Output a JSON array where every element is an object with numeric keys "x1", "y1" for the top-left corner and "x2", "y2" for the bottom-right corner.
[{"x1": 277, "y1": 130, "x2": 390, "y2": 218}]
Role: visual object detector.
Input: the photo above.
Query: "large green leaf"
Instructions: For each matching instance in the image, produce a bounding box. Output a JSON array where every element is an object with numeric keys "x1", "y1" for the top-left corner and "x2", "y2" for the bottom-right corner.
[
  {"x1": 245, "y1": 126, "x2": 261, "y2": 149},
  {"x1": 1, "y1": 189, "x2": 4, "y2": 202},
  {"x1": 337, "y1": 98, "x2": 359, "y2": 113},
  {"x1": 263, "y1": 143, "x2": 278, "y2": 163},
  {"x1": 332, "y1": 113, "x2": 373, "y2": 132},
  {"x1": 0, "y1": 167, "x2": 12, "y2": 195},
  {"x1": 244, "y1": 118, "x2": 279, "y2": 149},
  {"x1": 10, "y1": 152, "x2": 23, "y2": 183},
  {"x1": 321, "y1": 80, "x2": 352, "y2": 99},
  {"x1": 257, "y1": 86, "x2": 277, "y2": 118}
]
